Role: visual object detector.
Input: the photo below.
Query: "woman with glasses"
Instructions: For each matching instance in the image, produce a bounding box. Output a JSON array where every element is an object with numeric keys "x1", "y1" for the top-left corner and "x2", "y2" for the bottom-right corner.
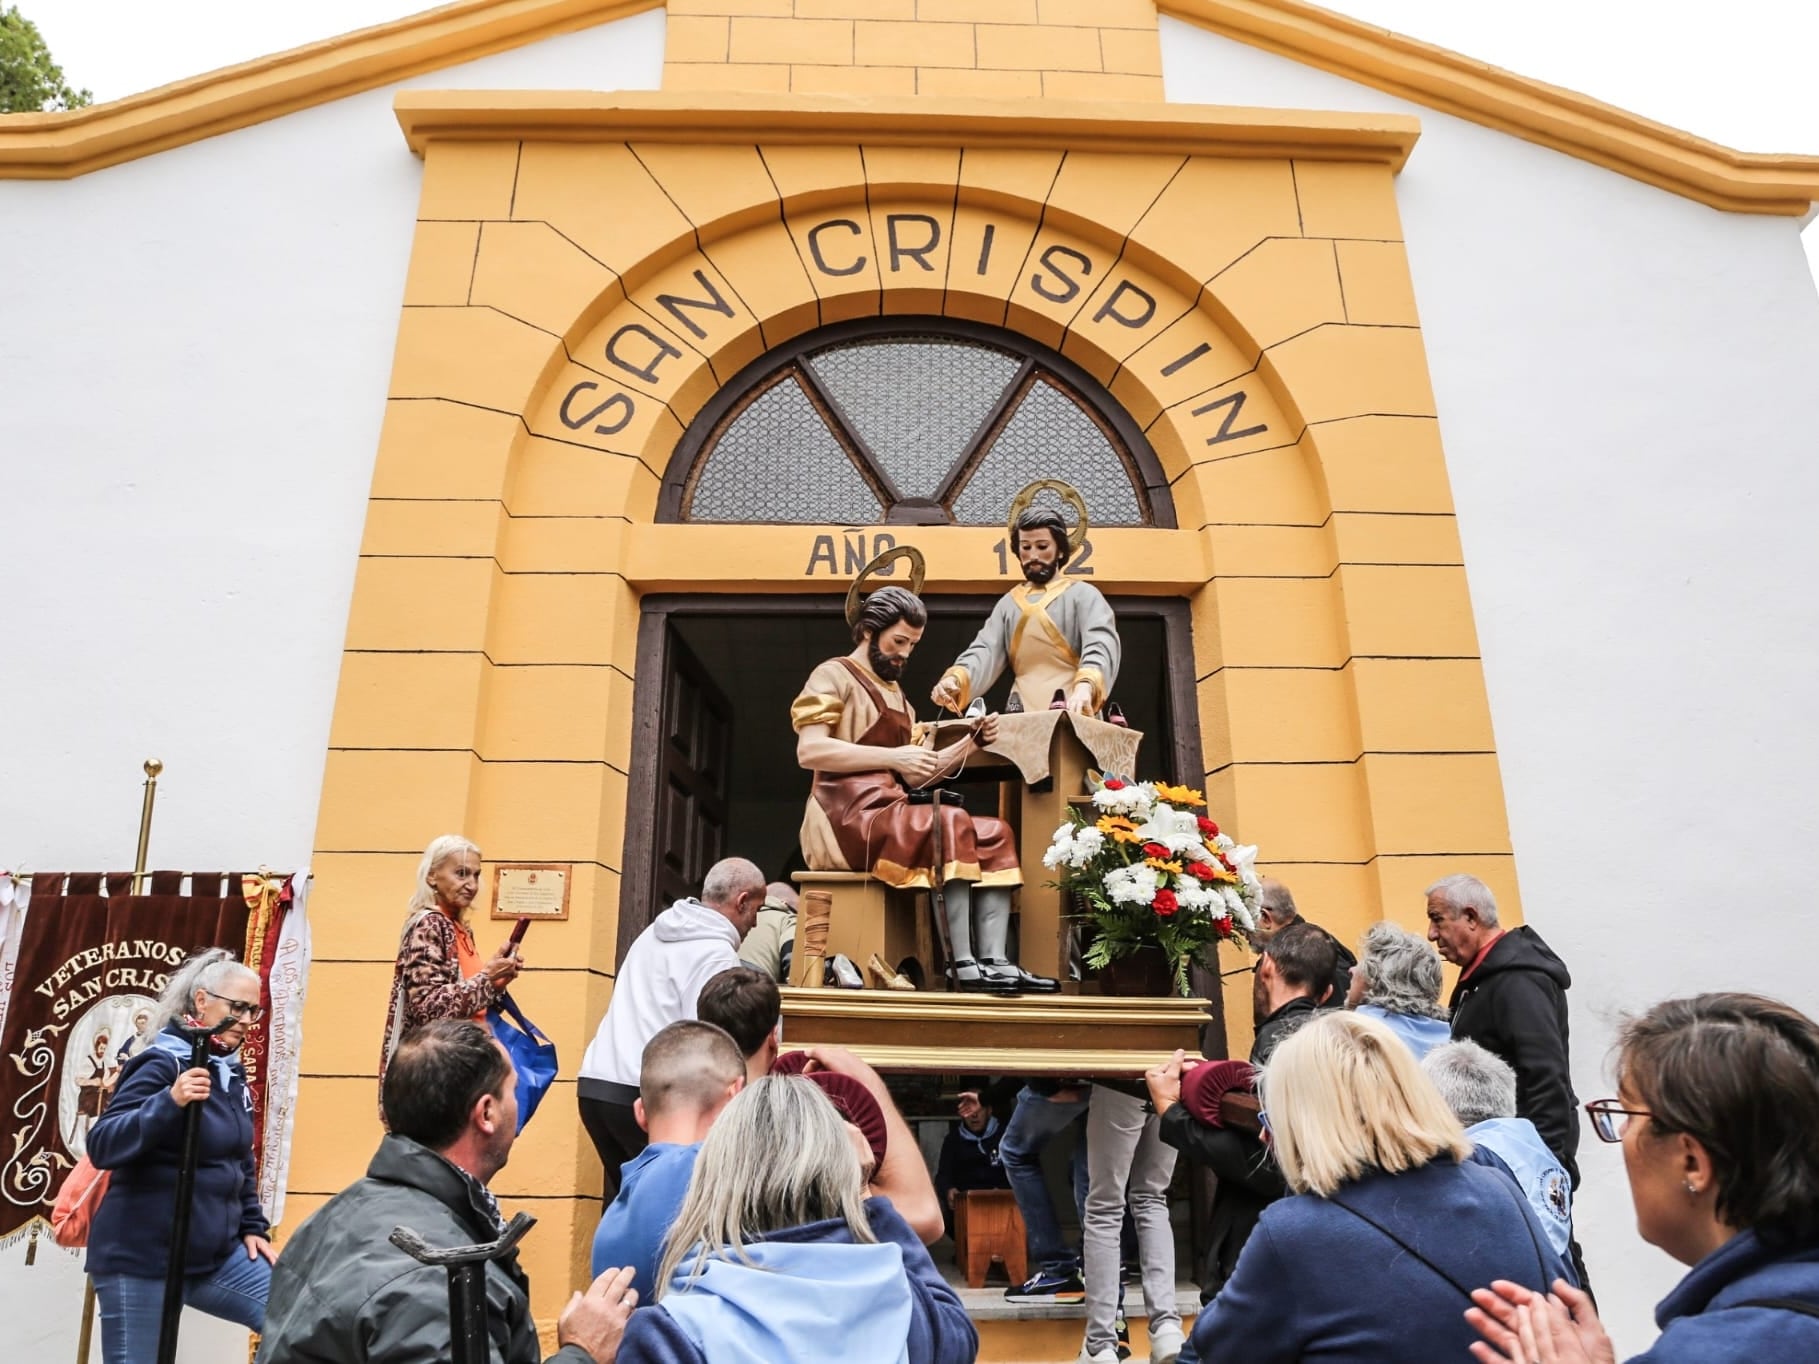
[
  {"x1": 85, "y1": 948, "x2": 274, "y2": 1362},
  {"x1": 1467, "y1": 992, "x2": 1819, "y2": 1362},
  {"x1": 1181, "y1": 1011, "x2": 1567, "y2": 1364},
  {"x1": 378, "y1": 833, "x2": 523, "y2": 1105}
]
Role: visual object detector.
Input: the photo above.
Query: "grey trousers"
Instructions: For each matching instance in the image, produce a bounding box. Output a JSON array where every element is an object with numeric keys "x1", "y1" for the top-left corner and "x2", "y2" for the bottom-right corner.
[{"x1": 1083, "y1": 1085, "x2": 1180, "y2": 1353}]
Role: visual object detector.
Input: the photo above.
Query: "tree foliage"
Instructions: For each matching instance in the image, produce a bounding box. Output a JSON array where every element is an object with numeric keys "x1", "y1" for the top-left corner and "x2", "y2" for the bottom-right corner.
[{"x1": 1, "y1": 5, "x2": 91, "y2": 113}]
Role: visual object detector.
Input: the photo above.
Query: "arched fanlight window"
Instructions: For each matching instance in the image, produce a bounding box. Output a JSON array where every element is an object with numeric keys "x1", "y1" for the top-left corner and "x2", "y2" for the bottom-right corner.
[{"x1": 662, "y1": 318, "x2": 1173, "y2": 529}]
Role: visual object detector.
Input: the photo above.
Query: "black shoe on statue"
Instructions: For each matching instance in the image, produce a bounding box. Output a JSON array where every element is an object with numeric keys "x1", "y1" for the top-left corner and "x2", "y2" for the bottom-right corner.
[{"x1": 978, "y1": 957, "x2": 1061, "y2": 993}]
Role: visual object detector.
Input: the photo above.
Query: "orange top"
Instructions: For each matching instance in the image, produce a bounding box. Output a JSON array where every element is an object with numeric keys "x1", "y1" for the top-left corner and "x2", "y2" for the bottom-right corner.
[{"x1": 442, "y1": 906, "x2": 489, "y2": 1021}]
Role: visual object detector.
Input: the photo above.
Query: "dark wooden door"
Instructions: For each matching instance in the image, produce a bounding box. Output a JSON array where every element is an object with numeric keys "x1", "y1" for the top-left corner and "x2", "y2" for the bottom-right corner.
[{"x1": 652, "y1": 627, "x2": 732, "y2": 914}]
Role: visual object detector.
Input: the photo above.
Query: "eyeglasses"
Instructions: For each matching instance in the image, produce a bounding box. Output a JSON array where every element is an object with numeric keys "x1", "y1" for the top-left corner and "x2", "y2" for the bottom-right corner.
[
  {"x1": 1584, "y1": 1098, "x2": 1650, "y2": 1143},
  {"x1": 203, "y1": 989, "x2": 264, "y2": 1023},
  {"x1": 1257, "y1": 1108, "x2": 1273, "y2": 1141}
]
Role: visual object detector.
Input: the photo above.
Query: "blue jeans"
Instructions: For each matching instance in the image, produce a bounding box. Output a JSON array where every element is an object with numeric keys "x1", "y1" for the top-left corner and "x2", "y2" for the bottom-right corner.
[
  {"x1": 94, "y1": 1250, "x2": 270, "y2": 1364},
  {"x1": 1000, "y1": 1084, "x2": 1091, "y2": 1269}
]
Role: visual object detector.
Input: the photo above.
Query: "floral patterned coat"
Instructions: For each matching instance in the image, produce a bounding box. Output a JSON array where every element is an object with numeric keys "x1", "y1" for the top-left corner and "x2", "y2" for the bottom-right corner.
[{"x1": 377, "y1": 909, "x2": 504, "y2": 1113}]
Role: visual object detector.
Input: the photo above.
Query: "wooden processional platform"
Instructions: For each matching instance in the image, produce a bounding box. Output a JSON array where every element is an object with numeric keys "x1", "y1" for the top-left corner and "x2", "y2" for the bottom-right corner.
[{"x1": 777, "y1": 986, "x2": 1210, "y2": 1075}]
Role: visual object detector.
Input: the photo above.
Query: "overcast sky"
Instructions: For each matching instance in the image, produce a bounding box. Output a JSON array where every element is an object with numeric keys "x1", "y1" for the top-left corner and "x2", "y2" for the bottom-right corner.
[{"x1": 22, "y1": 0, "x2": 1819, "y2": 281}]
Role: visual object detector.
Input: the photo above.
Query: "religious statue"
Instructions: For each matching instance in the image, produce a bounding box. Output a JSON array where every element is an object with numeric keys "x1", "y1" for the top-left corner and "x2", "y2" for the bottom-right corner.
[
  {"x1": 931, "y1": 480, "x2": 1121, "y2": 718},
  {"x1": 791, "y1": 547, "x2": 1057, "y2": 994}
]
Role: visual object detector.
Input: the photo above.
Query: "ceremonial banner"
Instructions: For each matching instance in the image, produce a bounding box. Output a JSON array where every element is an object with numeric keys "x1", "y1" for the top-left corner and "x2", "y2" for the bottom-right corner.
[{"x1": 0, "y1": 871, "x2": 310, "y2": 1248}]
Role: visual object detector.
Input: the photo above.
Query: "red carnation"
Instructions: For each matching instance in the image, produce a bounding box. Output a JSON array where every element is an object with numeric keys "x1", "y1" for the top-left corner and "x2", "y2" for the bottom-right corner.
[
  {"x1": 1152, "y1": 889, "x2": 1179, "y2": 916},
  {"x1": 1142, "y1": 842, "x2": 1170, "y2": 859},
  {"x1": 1103, "y1": 778, "x2": 1126, "y2": 790},
  {"x1": 1187, "y1": 861, "x2": 1217, "y2": 881},
  {"x1": 1197, "y1": 816, "x2": 1220, "y2": 837}
]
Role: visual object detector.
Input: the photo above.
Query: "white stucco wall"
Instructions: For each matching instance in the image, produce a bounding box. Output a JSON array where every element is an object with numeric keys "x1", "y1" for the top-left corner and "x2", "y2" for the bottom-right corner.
[
  {"x1": 1161, "y1": 16, "x2": 1819, "y2": 1354},
  {"x1": 0, "y1": 11, "x2": 664, "y2": 1356}
]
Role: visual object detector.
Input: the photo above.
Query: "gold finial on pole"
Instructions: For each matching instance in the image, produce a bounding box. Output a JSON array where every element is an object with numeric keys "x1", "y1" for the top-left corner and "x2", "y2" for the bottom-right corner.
[{"x1": 132, "y1": 759, "x2": 162, "y2": 893}]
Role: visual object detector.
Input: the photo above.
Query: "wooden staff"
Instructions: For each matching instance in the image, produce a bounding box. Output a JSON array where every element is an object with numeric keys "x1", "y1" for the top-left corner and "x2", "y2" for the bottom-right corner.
[{"x1": 73, "y1": 758, "x2": 163, "y2": 1364}]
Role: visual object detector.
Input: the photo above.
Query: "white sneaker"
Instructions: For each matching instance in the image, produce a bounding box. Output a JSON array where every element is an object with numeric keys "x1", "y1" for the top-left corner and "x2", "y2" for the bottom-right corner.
[
  {"x1": 1076, "y1": 1349, "x2": 1120, "y2": 1364},
  {"x1": 1150, "y1": 1324, "x2": 1186, "y2": 1364}
]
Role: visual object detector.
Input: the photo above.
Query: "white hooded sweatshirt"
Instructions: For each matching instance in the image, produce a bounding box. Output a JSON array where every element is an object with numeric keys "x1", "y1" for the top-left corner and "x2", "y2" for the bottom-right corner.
[{"x1": 579, "y1": 898, "x2": 742, "y2": 1086}]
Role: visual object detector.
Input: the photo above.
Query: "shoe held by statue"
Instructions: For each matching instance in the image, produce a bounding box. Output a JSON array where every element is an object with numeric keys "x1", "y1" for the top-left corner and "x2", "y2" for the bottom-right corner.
[
  {"x1": 1050, "y1": 688, "x2": 1069, "y2": 711},
  {"x1": 867, "y1": 953, "x2": 915, "y2": 991},
  {"x1": 1104, "y1": 702, "x2": 1128, "y2": 727},
  {"x1": 979, "y1": 957, "x2": 1060, "y2": 993}
]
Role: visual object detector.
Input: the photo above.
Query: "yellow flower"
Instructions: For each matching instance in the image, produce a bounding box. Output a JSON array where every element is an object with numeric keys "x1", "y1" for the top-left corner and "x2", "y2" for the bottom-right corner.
[
  {"x1": 1154, "y1": 783, "x2": 1206, "y2": 808},
  {"x1": 1145, "y1": 857, "x2": 1183, "y2": 874},
  {"x1": 1096, "y1": 815, "x2": 1136, "y2": 834},
  {"x1": 1109, "y1": 828, "x2": 1144, "y2": 846}
]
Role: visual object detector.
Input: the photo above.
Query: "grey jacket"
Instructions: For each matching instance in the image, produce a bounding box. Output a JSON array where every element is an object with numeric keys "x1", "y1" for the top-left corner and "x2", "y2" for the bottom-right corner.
[{"x1": 257, "y1": 1135, "x2": 591, "y2": 1364}]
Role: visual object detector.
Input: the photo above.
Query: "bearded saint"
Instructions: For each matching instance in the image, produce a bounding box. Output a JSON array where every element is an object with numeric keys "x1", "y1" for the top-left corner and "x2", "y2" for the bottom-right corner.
[
  {"x1": 931, "y1": 506, "x2": 1121, "y2": 718},
  {"x1": 791, "y1": 584, "x2": 1054, "y2": 993}
]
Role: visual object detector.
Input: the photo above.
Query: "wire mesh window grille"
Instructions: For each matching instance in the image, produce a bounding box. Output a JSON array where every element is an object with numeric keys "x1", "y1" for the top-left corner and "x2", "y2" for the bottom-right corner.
[{"x1": 677, "y1": 323, "x2": 1160, "y2": 528}]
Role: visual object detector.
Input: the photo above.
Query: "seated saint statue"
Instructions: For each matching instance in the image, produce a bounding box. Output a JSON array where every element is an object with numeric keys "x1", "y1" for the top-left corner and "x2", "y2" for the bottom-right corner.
[
  {"x1": 791, "y1": 583, "x2": 1057, "y2": 994},
  {"x1": 931, "y1": 503, "x2": 1120, "y2": 718}
]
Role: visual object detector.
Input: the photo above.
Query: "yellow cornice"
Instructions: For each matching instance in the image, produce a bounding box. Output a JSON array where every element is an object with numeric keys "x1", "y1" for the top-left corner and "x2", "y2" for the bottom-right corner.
[
  {"x1": 1160, "y1": 0, "x2": 1819, "y2": 216},
  {"x1": 0, "y1": 0, "x2": 660, "y2": 180},
  {"x1": 393, "y1": 88, "x2": 1420, "y2": 165}
]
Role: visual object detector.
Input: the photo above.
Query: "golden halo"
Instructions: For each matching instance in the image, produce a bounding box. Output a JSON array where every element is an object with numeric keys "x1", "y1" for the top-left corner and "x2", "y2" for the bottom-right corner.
[
  {"x1": 1006, "y1": 480, "x2": 1089, "y2": 552},
  {"x1": 844, "y1": 544, "x2": 928, "y2": 629}
]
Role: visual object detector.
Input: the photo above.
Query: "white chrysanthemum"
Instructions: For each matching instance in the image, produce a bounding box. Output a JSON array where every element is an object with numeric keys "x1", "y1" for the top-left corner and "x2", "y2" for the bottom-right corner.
[
  {"x1": 1221, "y1": 884, "x2": 1255, "y2": 929},
  {"x1": 1176, "y1": 875, "x2": 1218, "y2": 913},
  {"x1": 1091, "y1": 781, "x2": 1157, "y2": 817},
  {"x1": 1104, "y1": 862, "x2": 1159, "y2": 906},
  {"x1": 1068, "y1": 827, "x2": 1105, "y2": 868},
  {"x1": 1042, "y1": 835, "x2": 1073, "y2": 870}
]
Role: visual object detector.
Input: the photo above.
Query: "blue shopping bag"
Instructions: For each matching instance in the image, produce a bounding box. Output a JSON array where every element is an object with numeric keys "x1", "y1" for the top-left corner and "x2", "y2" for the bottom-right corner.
[{"x1": 486, "y1": 992, "x2": 558, "y2": 1132}]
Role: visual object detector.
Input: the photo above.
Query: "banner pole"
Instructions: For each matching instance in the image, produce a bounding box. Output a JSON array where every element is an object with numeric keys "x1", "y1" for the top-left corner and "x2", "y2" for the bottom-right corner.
[
  {"x1": 133, "y1": 758, "x2": 163, "y2": 892},
  {"x1": 74, "y1": 757, "x2": 164, "y2": 1364}
]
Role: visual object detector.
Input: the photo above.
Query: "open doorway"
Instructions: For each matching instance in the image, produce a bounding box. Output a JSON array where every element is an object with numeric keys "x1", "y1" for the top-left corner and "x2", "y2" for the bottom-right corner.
[{"x1": 616, "y1": 593, "x2": 1202, "y2": 958}]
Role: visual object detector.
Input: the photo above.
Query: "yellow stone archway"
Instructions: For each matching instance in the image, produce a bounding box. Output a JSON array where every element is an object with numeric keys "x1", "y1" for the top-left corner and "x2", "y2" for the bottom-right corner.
[{"x1": 300, "y1": 91, "x2": 1520, "y2": 1316}]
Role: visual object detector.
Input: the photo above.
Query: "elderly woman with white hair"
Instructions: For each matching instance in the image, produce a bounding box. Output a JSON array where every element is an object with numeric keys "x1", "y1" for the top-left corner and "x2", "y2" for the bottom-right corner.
[
  {"x1": 85, "y1": 948, "x2": 274, "y2": 1363},
  {"x1": 1346, "y1": 920, "x2": 1451, "y2": 1059},
  {"x1": 378, "y1": 834, "x2": 522, "y2": 1101},
  {"x1": 617, "y1": 1074, "x2": 976, "y2": 1364},
  {"x1": 1180, "y1": 1011, "x2": 1567, "y2": 1364}
]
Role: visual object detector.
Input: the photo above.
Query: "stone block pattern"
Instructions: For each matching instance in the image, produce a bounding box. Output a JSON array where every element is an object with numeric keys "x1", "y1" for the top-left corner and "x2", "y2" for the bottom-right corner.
[
  {"x1": 663, "y1": 0, "x2": 1164, "y2": 99},
  {"x1": 304, "y1": 125, "x2": 1518, "y2": 1310}
]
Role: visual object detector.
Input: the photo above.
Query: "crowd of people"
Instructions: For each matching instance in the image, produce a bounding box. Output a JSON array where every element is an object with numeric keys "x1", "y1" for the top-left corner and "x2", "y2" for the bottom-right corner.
[{"x1": 75, "y1": 832, "x2": 1819, "y2": 1364}]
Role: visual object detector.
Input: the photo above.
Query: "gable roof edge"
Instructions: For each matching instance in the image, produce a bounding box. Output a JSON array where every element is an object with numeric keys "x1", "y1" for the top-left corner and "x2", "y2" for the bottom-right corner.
[
  {"x1": 0, "y1": 0, "x2": 661, "y2": 180},
  {"x1": 1160, "y1": 0, "x2": 1819, "y2": 216}
]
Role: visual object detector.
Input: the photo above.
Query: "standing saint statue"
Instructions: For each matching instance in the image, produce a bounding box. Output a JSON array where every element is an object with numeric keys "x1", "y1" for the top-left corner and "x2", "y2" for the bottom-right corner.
[
  {"x1": 930, "y1": 481, "x2": 1121, "y2": 718},
  {"x1": 791, "y1": 549, "x2": 1057, "y2": 994}
]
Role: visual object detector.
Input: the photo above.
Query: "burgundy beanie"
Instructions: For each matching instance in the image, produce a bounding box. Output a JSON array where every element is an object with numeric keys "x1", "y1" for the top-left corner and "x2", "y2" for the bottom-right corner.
[
  {"x1": 767, "y1": 1053, "x2": 890, "y2": 1166},
  {"x1": 1180, "y1": 1058, "x2": 1258, "y2": 1129}
]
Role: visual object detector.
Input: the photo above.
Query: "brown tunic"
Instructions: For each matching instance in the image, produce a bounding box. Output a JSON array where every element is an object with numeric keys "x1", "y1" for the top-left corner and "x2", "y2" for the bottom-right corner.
[{"x1": 793, "y1": 657, "x2": 1021, "y2": 891}]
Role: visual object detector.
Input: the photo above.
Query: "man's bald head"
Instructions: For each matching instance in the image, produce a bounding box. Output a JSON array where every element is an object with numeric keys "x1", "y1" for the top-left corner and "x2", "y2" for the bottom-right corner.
[
  {"x1": 765, "y1": 881, "x2": 800, "y2": 912},
  {"x1": 701, "y1": 858, "x2": 767, "y2": 938}
]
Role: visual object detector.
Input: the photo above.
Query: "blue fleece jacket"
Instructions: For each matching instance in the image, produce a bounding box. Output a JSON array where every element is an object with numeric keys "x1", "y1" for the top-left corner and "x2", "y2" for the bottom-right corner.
[
  {"x1": 85, "y1": 1025, "x2": 266, "y2": 1278},
  {"x1": 1632, "y1": 1229, "x2": 1819, "y2": 1361},
  {"x1": 616, "y1": 1197, "x2": 975, "y2": 1364},
  {"x1": 1184, "y1": 1158, "x2": 1567, "y2": 1364}
]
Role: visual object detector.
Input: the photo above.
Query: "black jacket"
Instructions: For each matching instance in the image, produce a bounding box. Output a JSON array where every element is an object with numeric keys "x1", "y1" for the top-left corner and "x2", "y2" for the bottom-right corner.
[
  {"x1": 1448, "y1": 927, "x2": 1580, "y2": 1186},
  {"x1": 1160, "y1": 994, "x2": 1319, "y2": 1302},
  {"x1": 257, "y1": 1136, "x2": 588, "y2": 1364}
]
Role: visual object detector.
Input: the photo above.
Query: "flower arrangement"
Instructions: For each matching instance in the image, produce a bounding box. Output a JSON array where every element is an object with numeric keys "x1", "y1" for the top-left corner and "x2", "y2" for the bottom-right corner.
[{"x1": 1043, "y1": 778, "x2": 1260, "y2": 996}]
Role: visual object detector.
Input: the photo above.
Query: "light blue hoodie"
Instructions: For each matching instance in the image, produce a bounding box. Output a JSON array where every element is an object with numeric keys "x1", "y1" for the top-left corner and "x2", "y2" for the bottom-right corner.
[
  {"x1": 659, "y1": 1239, "x2": 913, "y2": 1364},
  {"x1": 1355, "y1": 1005, "x2": 1452, "y2": 1060},
  {"x1": 1468, "y1": 1116, "x2": 1574, "y2": 1256}
]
